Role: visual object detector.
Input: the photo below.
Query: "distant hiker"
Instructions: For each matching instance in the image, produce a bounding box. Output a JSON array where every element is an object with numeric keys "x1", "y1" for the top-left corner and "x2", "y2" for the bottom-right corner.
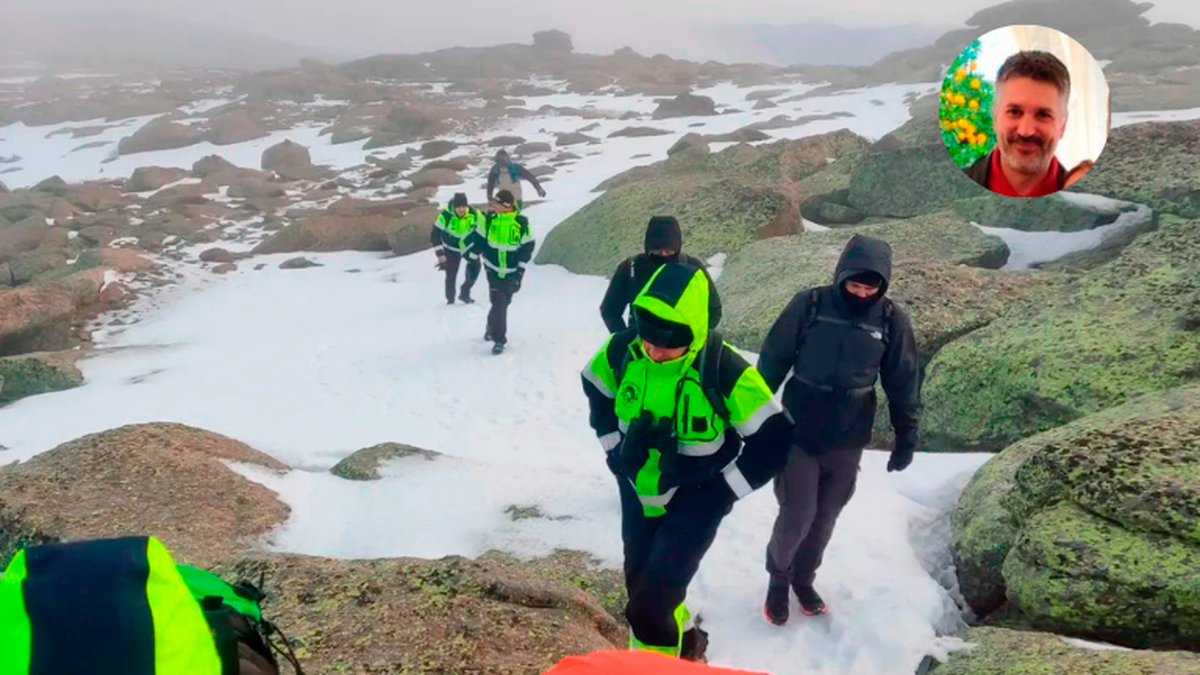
[
  {"x1": 755, "y1": 234, "x2": 921, "y2": 624},
  {"x1": 432, "y1": 192, "x2": 484, "y2": 305},
  {"x1": 466, "y1": 189, "x2": 534, "y2": 354},
  {"x1": 542, "y1": 649, "x2": 770, "y2": 673},
  {"x1": 0, "y1": 535, "x2": 304, "y2": 675},
  {"x1": 486, "y1": 149, "x2": 546, "y2": 209},
  {"x1": 963, "y1": 50, "x2": 1073, "y2": 197},
  {"x1": 582, "y1": 262, "x2": 793, "y2": 660},
  {"x1": 600, "y1": 216, "x2": 722, "y2": 334}
]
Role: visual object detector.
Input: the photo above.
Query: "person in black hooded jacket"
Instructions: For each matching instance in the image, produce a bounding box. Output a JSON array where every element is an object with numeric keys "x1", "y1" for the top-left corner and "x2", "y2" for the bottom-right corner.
[
  {"x1": 755, "y1": 233, "x2": 921, "y2": 625},
  {"x1": 599, "y1": 216, "x2": 722, "y2": 334}
]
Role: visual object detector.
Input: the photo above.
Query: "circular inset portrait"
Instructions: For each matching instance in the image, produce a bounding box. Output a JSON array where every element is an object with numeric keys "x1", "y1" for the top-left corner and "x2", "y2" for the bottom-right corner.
[{"x1": 939, "y1": 25, "x2": 1110, "y2": 198}]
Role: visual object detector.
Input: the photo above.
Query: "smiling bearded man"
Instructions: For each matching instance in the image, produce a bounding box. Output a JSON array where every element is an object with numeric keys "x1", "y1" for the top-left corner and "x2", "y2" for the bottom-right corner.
[{"x1": 963, "y1": 50, "x2": 1072, "y2": 197}]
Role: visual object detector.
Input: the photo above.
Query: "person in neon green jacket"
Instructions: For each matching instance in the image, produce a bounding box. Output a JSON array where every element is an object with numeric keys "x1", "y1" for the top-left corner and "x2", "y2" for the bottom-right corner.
[
  {"x1": 581, "y1": 262, "x2": 793, "y2": 661},
  {"x1": 465, "y1": 189, "x2": 534, "y2": 355},
  {"x1": 0, "y1": 536, "x2": 289, "y2": 675},
  {"x1": 431, "y1": 192, "x2": 484, "y2": 305}
]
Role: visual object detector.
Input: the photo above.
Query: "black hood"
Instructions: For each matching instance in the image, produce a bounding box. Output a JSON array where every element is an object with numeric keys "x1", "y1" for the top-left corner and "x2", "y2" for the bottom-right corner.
[
  {"x1": 644, "y1": 216, "x2": 682, "y2": 255},
  {"x1": 834, "y1": 234, "x2": 892, "y2": 298}
]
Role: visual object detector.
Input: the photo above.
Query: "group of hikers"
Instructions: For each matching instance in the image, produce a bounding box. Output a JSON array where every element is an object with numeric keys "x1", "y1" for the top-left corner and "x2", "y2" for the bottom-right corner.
[
  {"x1": 583, "y1": 216, "x2": 921, "y2": 661},
  {"x1": 430, "y1": 149, "x2": 546, "y2": 354},
  {"x1": 0, "y1": 149, "x2": 924, "y2": 674}
]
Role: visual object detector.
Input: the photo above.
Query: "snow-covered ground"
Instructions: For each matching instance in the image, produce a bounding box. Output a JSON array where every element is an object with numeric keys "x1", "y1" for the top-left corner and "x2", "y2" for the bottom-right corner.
[{"x1": 1, "y1": 76, "x2": 1186, "y2": 673}]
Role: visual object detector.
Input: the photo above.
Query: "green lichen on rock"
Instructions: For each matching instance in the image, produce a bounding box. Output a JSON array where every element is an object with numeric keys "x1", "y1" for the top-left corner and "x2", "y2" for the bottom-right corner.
[
  {"x1": 953, "y1": 193, "x2": 1136, "y2": 232},
  {"x1": 1068, "y1": 120, "x2": 1200, "y2": 218},
  {"x1": 847, "y1": 144, "x2": 983, "y2": 218},
  {"x1": 933, "y1": 627, "x2": 1200, "y2": 674},
  {"x1": 536, "y1": 131, "x2": 872, "y2": 277},
  {"x1": 952, "y1": 384, "x2": 1200, "y2": 649},
  {"x1": 1003, "y1": 502, "x2": 1200, "y2": 649},
  {"x1": 0, "y1": 352, "x2": 84, "y2": 405},
  {"x1": 330, "y1": 442, "x2": 440, "y2": 481},
  {"x1": 922, "y1": 215, "x2": 1200, "y2": 452}
]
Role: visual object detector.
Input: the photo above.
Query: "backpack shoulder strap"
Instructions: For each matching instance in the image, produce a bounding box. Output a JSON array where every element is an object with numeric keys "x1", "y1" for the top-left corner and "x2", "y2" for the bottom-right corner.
[
  {"x1": 880, "y1": 297, "x2": 895, "y2": 350},
  {"x1": 699, "y1": 332, "x2": 730, "y2": 422},
  {"x1": 794, "y1": 287, "x2": 821, "y2": 361}
]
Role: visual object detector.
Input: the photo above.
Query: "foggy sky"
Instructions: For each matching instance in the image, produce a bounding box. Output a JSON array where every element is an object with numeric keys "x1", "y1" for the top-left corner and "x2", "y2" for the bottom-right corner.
[{"x1": 12, "y1": 0, "x2": 1200, "y2": 65}]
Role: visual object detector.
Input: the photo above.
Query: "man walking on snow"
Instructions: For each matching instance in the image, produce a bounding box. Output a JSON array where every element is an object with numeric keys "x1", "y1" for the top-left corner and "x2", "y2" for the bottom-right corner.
[
  {"x1": 487, "y1": 149, "x2": 546, "y2": 210},
  {"x1": 432, "y1": 192, "x2": 483, "y2": 305},
  {"x1": 582, "y1": 262, "x2": 793, "y2": 660},
  {"x1": 756, "y1": 234, "x2": 921, "y2": 624},
  {"x1": 466, "y1": 190, "x2": 534, "y2": 355},
  {"x1": 600, "y1": 216, "x2": 722, "y2": 334}
]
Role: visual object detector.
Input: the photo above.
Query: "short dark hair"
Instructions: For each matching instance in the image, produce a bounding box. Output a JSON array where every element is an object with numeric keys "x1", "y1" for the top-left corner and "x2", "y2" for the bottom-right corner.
[{"x1": 996, "y1": 50, "x2": 1071, "y2": 103}]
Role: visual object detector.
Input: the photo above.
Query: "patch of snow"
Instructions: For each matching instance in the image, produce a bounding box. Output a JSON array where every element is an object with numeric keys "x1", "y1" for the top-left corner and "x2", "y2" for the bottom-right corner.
[
  {"x1": 1113, "y1": 106, "x2": 1200, "y2": 127},
  {"x1": 110, "y1": 237, "x2": 139, "y2": 248},
  {"x1": 99, "y1": 269, "x2": 121, "y2": 293},
  {"x1": 803, "y1": 218, "x2": 831, "y2": 232},
  {"x1": 1060, "y1": 637, "x2": 1131, "y2": 652},
  {"x1": 972, "y1": 201, "x2": 1153, "y2": 270},
  {"x1": 706, "y1": 253, "x2": 727, "y2": 281},
  {"x1": 179, "y1": 98, "x2": 236, "y2": 116}
]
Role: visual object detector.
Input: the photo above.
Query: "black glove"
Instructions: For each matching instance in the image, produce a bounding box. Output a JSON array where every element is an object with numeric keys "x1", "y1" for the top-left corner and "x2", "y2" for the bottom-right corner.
[
  {"x1": 512, "y1": 272, "x2": 524, "y2": 292},
  {"x1": 887, "y1": 428, "x2": 918, "y2": 473}
]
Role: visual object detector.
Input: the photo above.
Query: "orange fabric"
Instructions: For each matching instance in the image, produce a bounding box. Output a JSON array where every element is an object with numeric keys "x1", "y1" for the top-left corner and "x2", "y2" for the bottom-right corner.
[{"x1": 543, "y1": 650, "x2": 772, "y2": 674}]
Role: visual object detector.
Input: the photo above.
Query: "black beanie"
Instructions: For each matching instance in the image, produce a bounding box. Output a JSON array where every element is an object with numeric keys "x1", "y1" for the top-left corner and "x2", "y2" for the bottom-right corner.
[
  {"x1": 644, "y1": 216, "x2": 682, "y2": 254},
  {"x1": 846, "y1": 271, "x2": 883, "y2": 287},
  {"x1": 495, "y1": 190, "x2": 516, "y2": 208},
  {"x1": 450, "y1": 193, "x2": 469, "y2": 209},
  {"x1": 635, "y1": 306, "x2": 693, "y2": 349}
]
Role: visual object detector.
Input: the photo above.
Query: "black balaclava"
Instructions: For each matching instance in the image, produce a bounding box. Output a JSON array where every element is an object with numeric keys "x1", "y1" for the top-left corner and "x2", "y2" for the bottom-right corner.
[{"x1": 644, "y1": 216, "x2": 682, "y2": 263}]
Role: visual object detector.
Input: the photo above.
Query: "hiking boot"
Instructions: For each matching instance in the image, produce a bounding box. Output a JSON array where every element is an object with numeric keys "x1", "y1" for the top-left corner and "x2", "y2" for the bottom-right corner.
[
  {"x1": 794, "y1": 584, "x2": 828, "y2": 616},
  {"x1": 484, "y1": 329, "x2": 493, "y2": 342},
  {"x1": 459, "y1": 291, "x2": 474, "y2": 304},
  {"x1": 446, "y1": 297, "x2": 455, "y2": 305},
  {"x1": 492, "y1": 341, "x2": 506, "y2": 355},
  {"x1": 680, "y1": 626, "x2": 708, "y2": 663},
  {"x1": 764, "y1": 583, "x2": 789, "y2": 626}
]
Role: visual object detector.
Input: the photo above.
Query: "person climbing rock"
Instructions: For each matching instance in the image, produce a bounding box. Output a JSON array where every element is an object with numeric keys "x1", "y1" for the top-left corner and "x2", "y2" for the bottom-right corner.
[
  {"x1": 486, "y1": 149, "x2": 546, "y2": 210},
  {"x1": 582, "y1": 262, "x2": 792, "y2": 660},
  {"x1": 466, "y1": 189, "x2": 534, "y2": 354},
  {"x1": 432, "y1": 192, "x2": 484, "y2": 305},
  {"x1": 0, "y1": 535, "x2": 304, "y2": 675},
  {"x1": 755, "y1": 233, "x2": 921, "y2": 625},
  {"x1": 599, "y1": 216, "x2": 722, "y2": 334}
]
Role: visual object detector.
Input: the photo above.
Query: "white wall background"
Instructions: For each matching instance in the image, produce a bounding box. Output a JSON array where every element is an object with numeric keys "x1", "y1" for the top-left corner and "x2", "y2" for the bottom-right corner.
[{"x1": 976, "y1": 24, "x2": 1110, "y2": 172}]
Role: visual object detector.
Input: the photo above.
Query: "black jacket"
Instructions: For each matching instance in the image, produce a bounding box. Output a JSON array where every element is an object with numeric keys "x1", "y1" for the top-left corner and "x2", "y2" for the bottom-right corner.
[
  {"x1": 599, "y1": 254, "x2": 723, "y2": 333},
  {"x1": 757, "y1": 234, "x2": 920, "y2": 453},
  {"x1": 964, "y1": 150, "x2": 1067, "y2": 192}
]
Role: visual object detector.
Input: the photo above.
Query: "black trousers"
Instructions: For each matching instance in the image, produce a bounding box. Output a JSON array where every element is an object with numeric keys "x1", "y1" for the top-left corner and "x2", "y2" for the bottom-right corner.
[
  {"x1": 486, "y1": 271, "x2": 519, "y2": 344},
  {"x1": 765, "y1": 445, "x2": 863, "y2": 587},
  {"x1": 442, "y1": 250, "x2": 480, "y2": 302},
  {"x1": 618, "y1": 477, "x2": 732, "y2": 650}
]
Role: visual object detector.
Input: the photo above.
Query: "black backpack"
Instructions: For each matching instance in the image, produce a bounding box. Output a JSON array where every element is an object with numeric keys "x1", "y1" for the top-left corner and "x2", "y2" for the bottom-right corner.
[{"x1": 794, "y1": 287, "x2": 894, "y2": 362}]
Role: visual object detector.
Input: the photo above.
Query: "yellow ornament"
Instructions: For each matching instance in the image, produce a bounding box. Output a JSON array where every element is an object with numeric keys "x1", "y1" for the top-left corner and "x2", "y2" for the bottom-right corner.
[
  {"x1": 969, "y1": 99, "x2": 979, "y2": 110},
  {"x1": 970, "y1": 60, "x2": 978, "y2": 71},
  {"x1": 977, "y1": 133, "x2": 988, "y2": 145},
  {"x1": 956, "y1": 67, "x2": 967, "y2": 80},
  {"x1": 970, "y1": 78, "x2": 981, "y2": 90},
  {"x1": 957, "y1": 132, "x2": 968, "y2": 142},
  {"x1": 955, "y1": 94, "x2": 967, "y2": 106}
]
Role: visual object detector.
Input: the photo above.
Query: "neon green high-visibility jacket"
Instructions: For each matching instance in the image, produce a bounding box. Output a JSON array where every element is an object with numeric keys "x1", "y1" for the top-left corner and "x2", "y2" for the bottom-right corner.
[
  {"x1": 0, "y1": 536, "x2": 232, "y2": 675},
  {"x1": 581, "y1": 263, "x2": 792, "y2": 517},
  {"x1": 430, "y1": 206, "x2": 484, "y2": 254}
]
